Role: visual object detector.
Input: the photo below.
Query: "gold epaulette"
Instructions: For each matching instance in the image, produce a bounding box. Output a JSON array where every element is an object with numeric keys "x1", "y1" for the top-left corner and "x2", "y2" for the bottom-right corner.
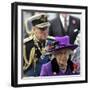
[{"x1": 23, "y1": 36, "x2": 33, "y2": 44}]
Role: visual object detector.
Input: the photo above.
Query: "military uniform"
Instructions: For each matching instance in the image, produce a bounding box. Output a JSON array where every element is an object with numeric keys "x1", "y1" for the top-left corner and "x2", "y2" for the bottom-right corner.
[
  {"x1": 23, "y1": 35, "x2": 50, "y2": 76},
  {"x1": 23, "y1": 13, "x2": 50, "y2": 77}
]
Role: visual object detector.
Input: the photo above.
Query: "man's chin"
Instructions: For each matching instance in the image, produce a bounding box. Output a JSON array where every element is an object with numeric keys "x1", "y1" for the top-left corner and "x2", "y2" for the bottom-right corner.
[{"x1": 40, "y1": 38, "x2": 46, "y2": 41}]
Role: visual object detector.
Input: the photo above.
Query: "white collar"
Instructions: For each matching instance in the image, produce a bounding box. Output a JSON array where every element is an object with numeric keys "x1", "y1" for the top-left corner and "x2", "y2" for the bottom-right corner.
[
  {"x1": 59, "y1": 14, "x2": 70, "y2": 27},
  {"x1": 60, "y1": 14, "x2": 69, "y2": 21}
]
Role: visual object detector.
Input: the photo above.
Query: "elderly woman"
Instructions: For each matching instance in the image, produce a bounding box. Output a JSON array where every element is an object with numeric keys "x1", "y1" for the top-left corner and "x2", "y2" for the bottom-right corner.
[{"x1": 40, "y1": 35, "x2": 79, "y2": 76}]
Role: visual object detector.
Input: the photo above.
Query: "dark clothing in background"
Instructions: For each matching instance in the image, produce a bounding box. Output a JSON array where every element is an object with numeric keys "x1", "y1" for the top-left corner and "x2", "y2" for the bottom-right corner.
[{"x1": 49, "y1": 15, "x2": 80, "y2": 44}]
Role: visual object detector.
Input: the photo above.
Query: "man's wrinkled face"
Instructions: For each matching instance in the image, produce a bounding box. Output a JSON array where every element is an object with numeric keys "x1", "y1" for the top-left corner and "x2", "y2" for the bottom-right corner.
[
  {"x1": 54, "y1": 49, "x2": 71, "y2": 70},
  {"x1": 33, "y1": 27, "x2": 48, "y2": 41}
]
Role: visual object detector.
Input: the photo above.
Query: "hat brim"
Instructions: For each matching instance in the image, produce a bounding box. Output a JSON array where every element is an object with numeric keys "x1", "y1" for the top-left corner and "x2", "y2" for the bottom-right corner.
[
  {"x1": 47, "y1": 44, "x2": 78, "y2": 52},
  {"x1": 35, "y1": 22, "x2": 50, "y2": 28}
]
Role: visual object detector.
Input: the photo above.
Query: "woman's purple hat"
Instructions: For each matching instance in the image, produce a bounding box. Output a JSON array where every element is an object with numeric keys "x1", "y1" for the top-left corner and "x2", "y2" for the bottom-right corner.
[{"x1": 47, "y1": 35, "x2": 78, "y2": 52}]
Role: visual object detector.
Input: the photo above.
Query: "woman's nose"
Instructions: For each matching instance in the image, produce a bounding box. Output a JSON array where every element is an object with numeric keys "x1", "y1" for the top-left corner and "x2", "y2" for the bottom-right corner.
[{"x1": 62, "y1": 54, "x2": 67, "y2": 58}]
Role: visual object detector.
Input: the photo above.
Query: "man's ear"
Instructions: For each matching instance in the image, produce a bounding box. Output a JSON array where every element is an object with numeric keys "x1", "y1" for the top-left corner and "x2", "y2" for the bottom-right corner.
[
  {"x1": 32, "y1": 26, "x2": 38, "y2": 35},
  {"x1": 32, "y1": 26, "x2": 36, "y2": 31}
]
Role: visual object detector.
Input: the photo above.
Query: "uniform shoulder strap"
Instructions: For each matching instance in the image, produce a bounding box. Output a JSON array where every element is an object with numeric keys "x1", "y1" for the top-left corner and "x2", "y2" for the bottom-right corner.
[{"x1": 23, "y1": 36, "x2": 33, "y2": 44}]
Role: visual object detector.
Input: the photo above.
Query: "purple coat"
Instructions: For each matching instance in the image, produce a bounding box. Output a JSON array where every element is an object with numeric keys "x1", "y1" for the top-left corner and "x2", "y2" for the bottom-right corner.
[{"x1": 40, "y1": 59, "x2": 79, "y2": 76}]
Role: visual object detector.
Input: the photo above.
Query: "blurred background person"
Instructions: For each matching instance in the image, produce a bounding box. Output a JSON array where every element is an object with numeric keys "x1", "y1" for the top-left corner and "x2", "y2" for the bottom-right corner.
[
  {"x1": 49, "y1": 13, "x2": 80, "y2": 44},
  {"x1": 71, "y1": 33, "x2": 80, "y2": 74}
]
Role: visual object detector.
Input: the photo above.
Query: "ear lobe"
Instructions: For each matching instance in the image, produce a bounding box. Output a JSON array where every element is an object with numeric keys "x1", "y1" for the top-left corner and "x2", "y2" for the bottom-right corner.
[{"x1": 32, "y1": 27, "x2": 35, "y2": 31}]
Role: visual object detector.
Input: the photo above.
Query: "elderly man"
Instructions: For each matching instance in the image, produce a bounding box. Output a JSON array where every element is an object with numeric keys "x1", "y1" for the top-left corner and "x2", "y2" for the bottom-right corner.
[
  {"x1": 40, "y1": 36, "x2": 79, "y2": 76},
  {"x1": 23, "y1": 13, "x2": 50, "y2": 77}
]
